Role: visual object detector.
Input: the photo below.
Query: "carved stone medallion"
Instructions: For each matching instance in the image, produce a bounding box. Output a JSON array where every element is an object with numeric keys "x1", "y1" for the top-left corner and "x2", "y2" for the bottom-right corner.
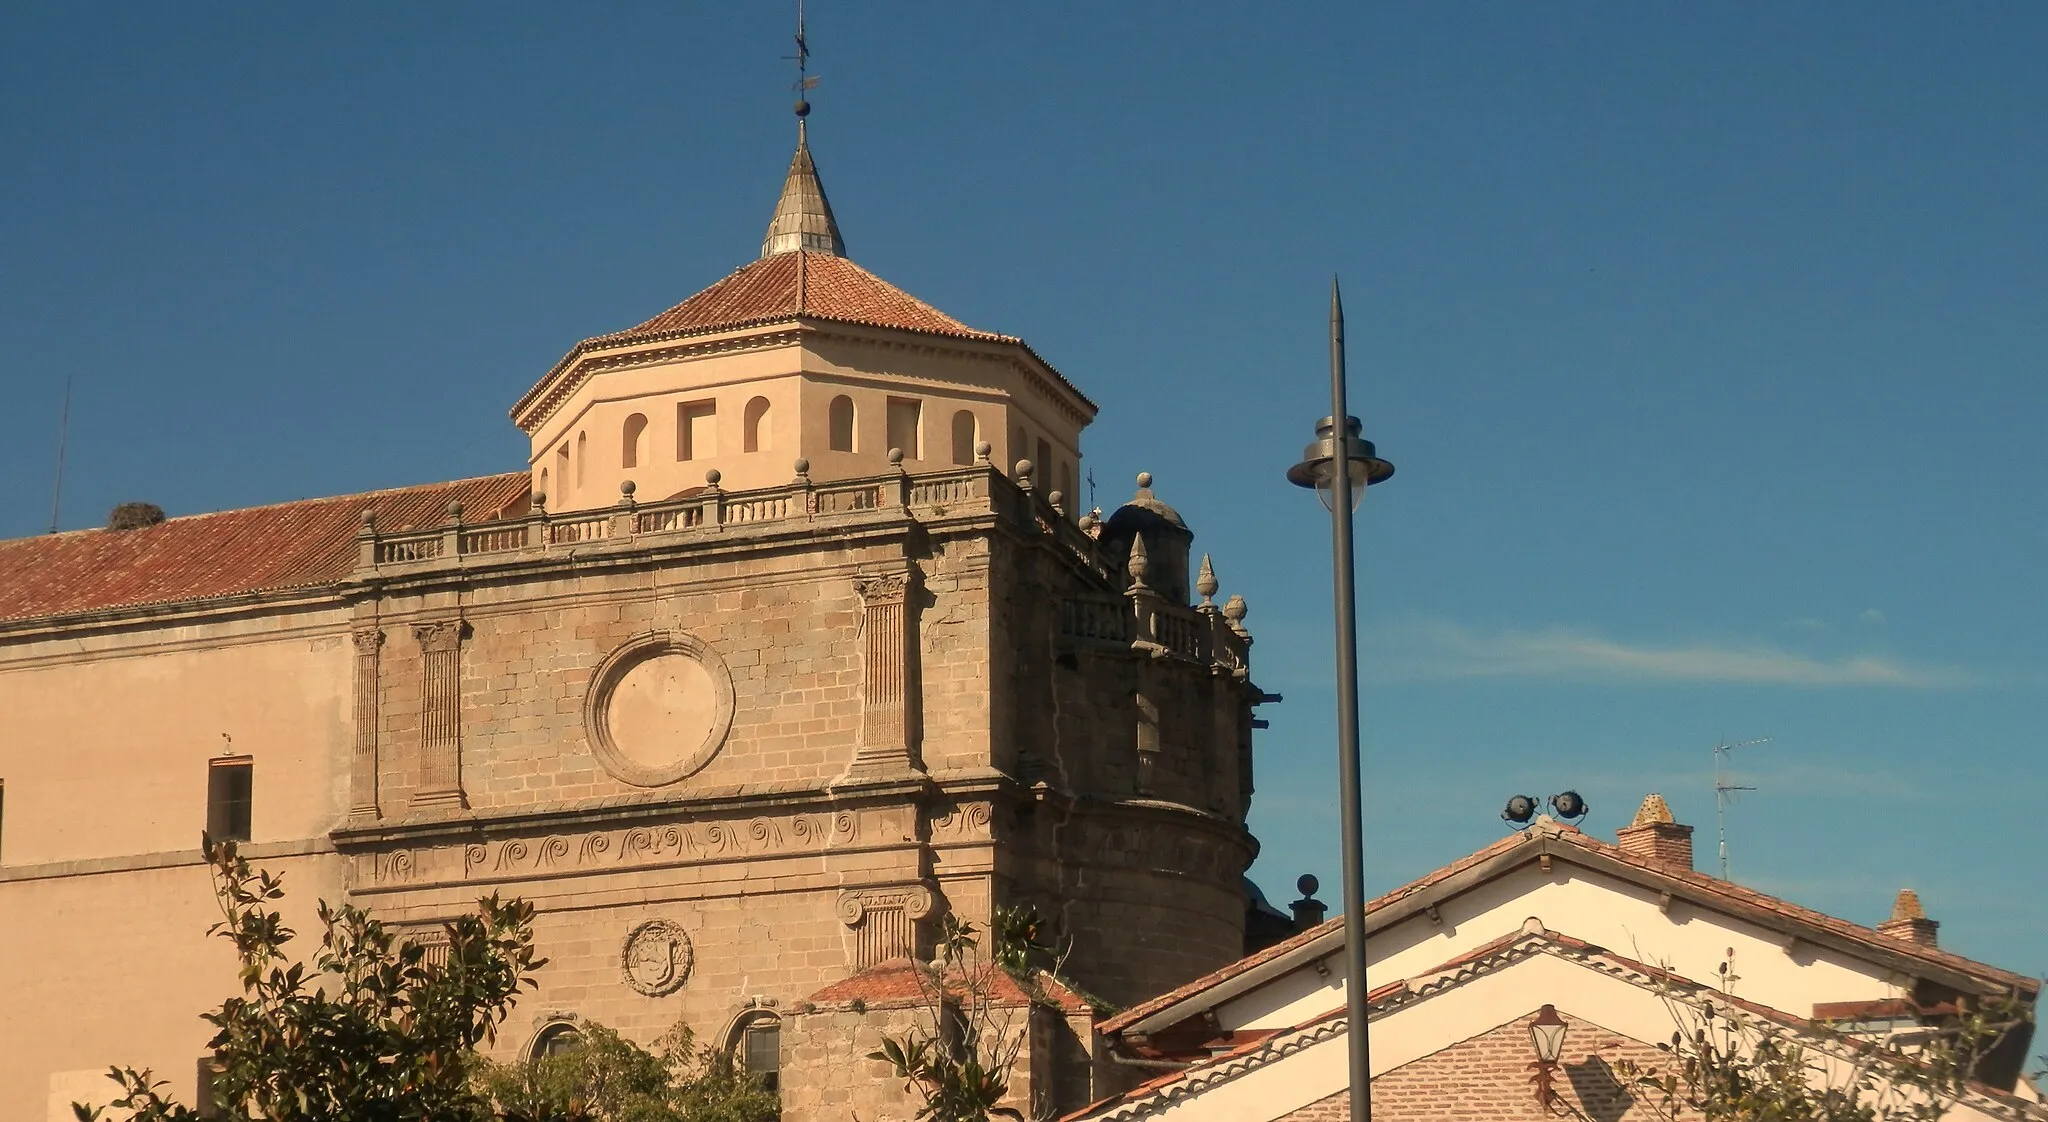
[
  {"x1": 584, "y1": 632, "x2": 736, "y2": 787},
  {"x1": 620, "y1": 918, "x2": 694, "y2": 996}
]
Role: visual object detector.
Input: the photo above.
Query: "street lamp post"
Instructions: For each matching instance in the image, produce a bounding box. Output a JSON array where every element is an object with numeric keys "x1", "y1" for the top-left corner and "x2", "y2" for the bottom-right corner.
[{"x1": 1287, "y1": 278, "x2": 1394, "y2": 1122}]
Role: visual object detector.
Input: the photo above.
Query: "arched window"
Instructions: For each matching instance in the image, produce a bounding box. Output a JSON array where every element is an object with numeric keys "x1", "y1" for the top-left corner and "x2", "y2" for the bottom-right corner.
[
  {"x1": 621, "y1": 413, "x2": 647, "y2": 470},
  {"x1": 727, "y1": 1011, "x2": 781, "y2": 1092},
  {"x1": 1036, "y1": 438, "x2": 1053, "y2": 484},
  {"x1": 1013, "y1": 426, "x2": 1028, "y2": 470},
  {"x1": 531, "y1": 1022, "x2": 583, "y2": 1061},
  {"x1": 950, "y1": 409, "x2": 978, "y2": 466},
  {"x1": 556, "y1": 444, "x2": 570, "y2": 496},
  {"x1": 1059, "y1": 462, "x2": 1075, "y2": 507},
  {"x1": 828, "y1": 395, "x2": 855, "y2": 453},
  {"x1": 537, "y1": 468, "x2": 550, "y2": 503},
  {"x1": 576, "y1": 431, "x2": 587, "y2": 488},
  {"x1": 743, "y1": 396, "x2": 772, "y2": 453}
]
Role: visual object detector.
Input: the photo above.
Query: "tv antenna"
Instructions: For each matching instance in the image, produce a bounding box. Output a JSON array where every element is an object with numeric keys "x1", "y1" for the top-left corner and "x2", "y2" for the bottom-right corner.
[
  {"x1": 48, "y1": 374, "x2": 73, "y2": 534},
  {"x1": 1712, "y1": 736, "x2": 1772, "y2": 879}
]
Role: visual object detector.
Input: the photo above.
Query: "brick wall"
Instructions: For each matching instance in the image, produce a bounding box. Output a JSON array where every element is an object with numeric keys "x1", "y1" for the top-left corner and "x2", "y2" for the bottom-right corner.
[{"x1": 1363, "y1": 1011, "x2": 1690, "y2": 1121}]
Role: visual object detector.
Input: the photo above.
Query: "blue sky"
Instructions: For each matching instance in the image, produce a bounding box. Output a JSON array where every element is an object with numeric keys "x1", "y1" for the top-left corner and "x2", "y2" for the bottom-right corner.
[{"x1": 2, "y1": 4, "x2": 2042, "y2": 975}]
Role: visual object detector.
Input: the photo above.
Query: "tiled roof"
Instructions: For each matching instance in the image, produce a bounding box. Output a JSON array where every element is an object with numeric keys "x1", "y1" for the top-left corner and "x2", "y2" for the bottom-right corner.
[
  {"x1": 1073, "y1": 931, "x2": 2048, "y2": 1122},
  {"x1": 1103, "y1": 818, "x2": 2034, "y2": 1038},
  {"x1": 805, "y1": 957, "x2": 1093, "y2": 1013},
  {"x1": 0, "y1": 474, "x2": 531, "y2": 626},
  {"x1": 597, "y1": 250, "x2": 1010, "y2": 347}
]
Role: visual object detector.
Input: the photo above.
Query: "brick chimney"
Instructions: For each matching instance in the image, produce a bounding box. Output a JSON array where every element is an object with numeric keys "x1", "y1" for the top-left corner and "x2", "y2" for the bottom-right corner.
[
  {"x1": 1617, "y1": 793, "x2": 1694, "y2": 873},
  {"x1": 1877, "y1": 888, "x2": 1939, "y2": 947}
]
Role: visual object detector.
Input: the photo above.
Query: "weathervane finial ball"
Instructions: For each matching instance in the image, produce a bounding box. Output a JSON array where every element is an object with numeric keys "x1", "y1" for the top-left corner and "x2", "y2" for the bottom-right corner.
[{"x1": 794, "y1": 98, "x2": 811, "y2": 118}]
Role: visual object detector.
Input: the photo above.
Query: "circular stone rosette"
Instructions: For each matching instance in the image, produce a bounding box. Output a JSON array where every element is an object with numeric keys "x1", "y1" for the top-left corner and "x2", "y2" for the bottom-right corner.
[
  {"x1": 583, "y1": 631, "x2": 736, "y2": 787},
  {"x1": 620, "y1": 918, "x2": 694, "y2": 997}
]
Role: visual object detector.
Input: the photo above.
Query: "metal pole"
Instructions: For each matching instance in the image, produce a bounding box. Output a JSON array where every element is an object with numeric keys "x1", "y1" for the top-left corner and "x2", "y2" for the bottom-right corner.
[{"x1": 1327, "y1": 277, "x2": 1372, "y2": 1121}]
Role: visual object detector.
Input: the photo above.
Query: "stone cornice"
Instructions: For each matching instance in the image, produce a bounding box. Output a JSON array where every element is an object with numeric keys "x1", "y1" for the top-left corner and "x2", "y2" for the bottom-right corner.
[
  {"x1": 514, "y1": 318, "x2": 1095, "y2": 436},
  {"x1": 0, "y1": 837, "x2": 334, "y2": 885}
]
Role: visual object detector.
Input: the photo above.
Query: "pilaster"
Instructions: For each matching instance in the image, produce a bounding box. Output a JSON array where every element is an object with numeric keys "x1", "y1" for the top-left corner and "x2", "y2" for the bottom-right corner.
[
  {"x1": 348, "y1": 626, "x2": 384, "y2": 821},
  {"x1": 410, "y1": 618, "x2": 468, "y2": 813}
]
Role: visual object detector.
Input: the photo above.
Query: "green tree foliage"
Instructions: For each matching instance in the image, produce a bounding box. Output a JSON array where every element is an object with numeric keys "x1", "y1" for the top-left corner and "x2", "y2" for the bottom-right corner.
[
  {"x1": 868, "y1": 906, "x2": 1086, "y2": 1122},
  {"x1": 475, "y1": 1021, "x2": 778, "y2": 1122},
  {"x1": 74, "y1": 841, "x2": 547, "y2": 1122},
  {"x1": 1617, "y1": 986, "x2": 2034, "y2": 1122}
]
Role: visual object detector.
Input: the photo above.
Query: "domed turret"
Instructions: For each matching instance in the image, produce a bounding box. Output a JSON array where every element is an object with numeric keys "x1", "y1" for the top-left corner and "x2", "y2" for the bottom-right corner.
[{"x1": 1102, "y1": 472, "x2": 1194, "y2": 603}]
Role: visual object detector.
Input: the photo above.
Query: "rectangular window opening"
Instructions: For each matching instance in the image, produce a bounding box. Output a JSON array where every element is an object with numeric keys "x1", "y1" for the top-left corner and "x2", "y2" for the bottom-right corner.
[
  {"x1": 207, "y1": 757, "x2": 253, "y2": 843},
  {"x1": 886, "y1": 398, "x2": 922, "y2": 460},
  {"x1": 678, "y1": 400, "x2": 718, "y2": 461},
  {"x1": 744, "y1": 1024, "x2": 780, "y2": 1091}
]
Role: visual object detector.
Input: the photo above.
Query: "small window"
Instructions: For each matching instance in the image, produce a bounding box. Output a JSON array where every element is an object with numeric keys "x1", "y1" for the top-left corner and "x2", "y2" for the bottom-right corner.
[
  {"x1": 828, "y1": 395, "x2": 856, "y2": 453},
  {"x1": 743, "y1": 396, "x2": 772, "y2": 453},
  {"x1": 1036, "y1": 438, "x2": 1053, "y2": 482},
  {"x1": 950, "y1": 410, "x2": 978, "y2": 466},
  {"x1": 207, "y1": 757, "x2": 252, "y2": 843},
  {"x1": 555, "y1": 444, "x2": 570, "y2": 495},
  {"x1": 622, "y1": 413, "x2": 648, "y2": 470},
  {"x1": 1014, "y1": 426, "x2": 1028, "y2": 470},
  {"x1": 886, "y1": 399, "x2": 922, "y2": 460},
  {"x1": 678, "y1": 401, "x2": 717, "y2": 460},
  {"x1": 733, "y1": 1013, "x2": 781, "y2": 1092},
  {"x1": 1059, "y1": 462, "x2": 1075, "y2": 507},
  {"x1": 537, "y1": 467, "x2": 549, "y2": 502},
  {"x1": 576, "y1": 432, "x2": 588, "y2": 488},
  {"x1": 532, "y1": 1022, "x2": 583, "y2": 1061}
]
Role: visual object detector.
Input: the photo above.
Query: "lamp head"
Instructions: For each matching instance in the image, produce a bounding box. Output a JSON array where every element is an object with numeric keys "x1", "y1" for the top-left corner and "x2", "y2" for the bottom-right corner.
[
  {"x1": 1530, "y1": 1003, "x2": 1569, "y2": 1065},
  {"x1": 1287, "y1": 416, "x2": 1394, "y2": 511},
  {"x1": 1502, "y1": 794, "x2": 1539, "y2": 827}
]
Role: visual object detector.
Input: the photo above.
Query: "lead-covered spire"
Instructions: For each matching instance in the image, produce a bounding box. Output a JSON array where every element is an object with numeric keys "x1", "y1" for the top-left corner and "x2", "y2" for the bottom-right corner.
[{"x1": 761, "y1": 120, "x2": 845, "y2": 258}]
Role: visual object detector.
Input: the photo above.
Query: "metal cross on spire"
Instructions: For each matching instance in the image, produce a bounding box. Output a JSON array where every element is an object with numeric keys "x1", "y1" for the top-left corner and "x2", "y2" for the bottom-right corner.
[{"x1": 785, "y1": 0, "x2": 819, "y2": 123}]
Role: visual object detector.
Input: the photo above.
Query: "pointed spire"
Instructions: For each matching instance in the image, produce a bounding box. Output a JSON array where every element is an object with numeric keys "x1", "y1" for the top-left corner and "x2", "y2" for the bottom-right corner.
[{"x1": 761, "y1": 121, "x2": 846, "y2": 259}]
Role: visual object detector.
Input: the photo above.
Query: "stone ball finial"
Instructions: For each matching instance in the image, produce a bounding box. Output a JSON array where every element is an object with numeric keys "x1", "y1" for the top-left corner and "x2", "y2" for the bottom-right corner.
[
  {"x1": 1048, "y1": 490, "x2": 1065, "y2": 512},
  {"x1": 793, "y1": 458, "x2": 811, "y2": 477},
  {"x1": 531, "y1": 492, "x2": 547, "y2": 512},
  {"x1": 1630, "y1": 793, "x2": 1676, "y2": 828},
  {"x1": 1297, "y1": 873, "x2": 1319, "y2": 898},
  {"x1": 1136, "y1": 471, "x2": 1153, "y2": 490},
  {"x1": 794, "y1": 98, "x2": 811, "y2": 118},
  {"x1": 974, "y1": 440, "x2": 992, "y2": 463},
  {"x1": 620, "y1": 480, "x2": 636, "y2": 497},
  {"x1": 887, "y1": 447, "x2": 905, "y2": 466},
  {"x1": 360, "y1": 509, "x2": 377, "y2": 529},
  {"x1": 1015, "y1": 459, "x2": 1034, "y2": 482},
  {"x1": 1196, "y1": 554, "x2": 1219, "y2": 602},
  {"x1": 445, "y1": 500, "x2": 463, "y2": 522},
  {"x1": 704, "y1": 469, "x2": 722, "y2": 487},
  {"x1": 1222, "y1": 594, "x2": 1247, "y2": 623}
]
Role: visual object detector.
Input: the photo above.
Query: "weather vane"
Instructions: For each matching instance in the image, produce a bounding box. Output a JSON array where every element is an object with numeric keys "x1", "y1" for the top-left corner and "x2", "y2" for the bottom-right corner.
[{"x1": 784, "y1": 0, "x2": 819, "y2": 120}]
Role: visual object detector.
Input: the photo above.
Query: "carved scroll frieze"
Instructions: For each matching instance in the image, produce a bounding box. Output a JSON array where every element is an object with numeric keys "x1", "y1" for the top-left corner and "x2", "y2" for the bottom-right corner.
[
  {"x1": 837, "y1": 883, "x2": 936, "y2": 970},
  {"x1": 852, "y1": 573, "x2": 917, "y2": 776},
  {"x1": 430, "y1": 811, "x2": 862, "y2": 886},
  {"x1": 928, "y1": 801, "x2": 994, "y2": 843},
  {"x1": 349, "y1": 627, "x2": 385, "y2": 822},
  {"x1": 411, "y1": 619, "x2": 467, "y2": 812}
]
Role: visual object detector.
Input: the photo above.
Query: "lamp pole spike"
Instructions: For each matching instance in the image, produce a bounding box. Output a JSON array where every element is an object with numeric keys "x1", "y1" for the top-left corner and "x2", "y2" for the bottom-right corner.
[{"x1": 48, "y1": 374, "x2": 72, "y2": 534}]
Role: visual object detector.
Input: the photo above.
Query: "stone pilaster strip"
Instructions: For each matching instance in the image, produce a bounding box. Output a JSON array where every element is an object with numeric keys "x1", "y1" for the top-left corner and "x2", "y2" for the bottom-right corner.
[
  {"x1": 348, "y1": 627, "x2": 384, "y2": 821},
  {"x1": 851, "y1": 574, "x2": 915, "y2": 775},
  {"x1": 411, "y1": 619, "x2": 468, "y2": 811}
]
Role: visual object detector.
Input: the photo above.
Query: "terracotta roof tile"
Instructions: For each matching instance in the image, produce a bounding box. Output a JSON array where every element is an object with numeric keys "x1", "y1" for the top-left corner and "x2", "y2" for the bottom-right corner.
[
  {"x1": 804, "y1": 957, "x2": 1091, "y2": 1013},
  {"x1": 1104, "y1": 819, "x2": 2033, "y2": 1039},
  {"x1": 0, "y1": 474, "x2": 531, "y2": 626},
  {"x1": 598, "y1": 251, "x2": 1008, "y2": 347}
]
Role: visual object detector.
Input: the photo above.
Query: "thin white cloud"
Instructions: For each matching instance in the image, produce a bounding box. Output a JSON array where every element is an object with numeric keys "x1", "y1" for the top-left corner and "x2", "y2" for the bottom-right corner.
[
  {"x1": 1396, "y1": 621, "x2": 1967, "y2": 687},
  {"x1": 1859, "y1": 608, "x2": 1887, "y2": 625}
]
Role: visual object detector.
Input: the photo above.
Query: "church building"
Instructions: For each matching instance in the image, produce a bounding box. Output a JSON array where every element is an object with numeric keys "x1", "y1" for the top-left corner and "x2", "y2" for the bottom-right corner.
[{"x1": 0, "y1": 116, "x2": 1269, "y2": 1121}]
